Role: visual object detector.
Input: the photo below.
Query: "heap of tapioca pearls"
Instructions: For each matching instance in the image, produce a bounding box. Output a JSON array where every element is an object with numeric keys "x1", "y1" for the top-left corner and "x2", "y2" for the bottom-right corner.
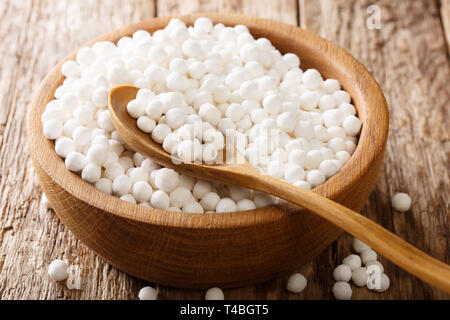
[{"x1": 41, "y1": 16, "x2": 361, "y2": 213}]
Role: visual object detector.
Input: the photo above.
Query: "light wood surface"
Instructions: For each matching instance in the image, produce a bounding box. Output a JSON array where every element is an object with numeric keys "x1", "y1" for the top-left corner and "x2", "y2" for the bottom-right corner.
[{"x1": 1, "y1": 0, "x2": 449, "y2": 299}]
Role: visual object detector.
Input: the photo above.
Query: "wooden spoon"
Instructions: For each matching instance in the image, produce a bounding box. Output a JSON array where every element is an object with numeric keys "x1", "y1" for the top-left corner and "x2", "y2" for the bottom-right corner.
[{"x1": 109, "y1": 85, "x2": 450, "y2": 293}]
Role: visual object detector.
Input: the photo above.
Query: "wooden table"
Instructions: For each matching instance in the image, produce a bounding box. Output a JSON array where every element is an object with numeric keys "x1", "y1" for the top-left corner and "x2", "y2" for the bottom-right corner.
[{"x1": 0, "y1": 0, "x2": 448, "y2": 300}]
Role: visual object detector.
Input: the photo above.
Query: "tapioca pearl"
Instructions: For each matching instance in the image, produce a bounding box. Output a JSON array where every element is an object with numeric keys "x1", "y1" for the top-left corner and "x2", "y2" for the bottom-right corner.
[
  {"x1": 294, "y1": 121, "x2": 314, "y2": 140},
  {"x1": 144, "y1": 100, "x2": 163, "y2": 120},
  {"x1": 262, "y1": 94, "x2": 282, "y2": 114},
  {"x1": 236, "y1": 199, "x2": 256, "y2": 211},
  {"x1": 333, "y1": 282, "x2": 352, "y2": 300},
  {"x1": 306, "y1": 170, "x2": 325, "y2": 187},
  {"x1": 92, "y1": 87, "x2": 109, "y2": 108},
  {"x1": 86, "y1": 143, "x2": 109, "y2": 166},
  {"x1": 95, "y1": 178, "x2": 112, "y2": 195},
  {"x1": 236, "y1": 114, "x2": 252, "y2": 131},
  {"x1": 352, "y1": 238, "x2": 371, "y2": 254},
  {"x1": 144, "y1": 65, "x2": 166, "y2": 84},
  {"x1": 126, "y1": 99, "x2": 145, "y2": 119},
  {"x1": 224, "y1": 103, "x2": 245, "y2": 122},
  {"x1": 72, "y1": 126, "x2": 91, "y2": 146},
  {"x1": 333, "y1": 90, "x2": 351, "y2": 105},
  {"x1": 328, "y1": 137, "x2": 346, "y2": 153},
  {"x1": 360, "y1": 249, "x2": 377, "y2": 265},
  {"x1": 267, "y1": 161, "x2": 284, "y2": 179},
  {"x1": 327, "y1": 126, "x2": 346, "y2": 139},
  {"x1": 319, "y1": 159, "x2": 339, "y2": 178},
  {"x1": 151, "y1": 124, "x2": 171, "y2": 144},
  {"x1": 322, "y1": 109, "x2": 345, "y2": 128},
  {"x1": 151, "y1": 190, "x2": 170, "y2": 210},
  {"x1": 320, "y1": 147, "x2": 334, "y2": 161},
  {"x1": 215, "y1": 197, "x2": 237, "y2": 213},
  {"x1": 193, "y1": 180, "x2": 212, "y2": 199},
  {"x1": 305, "y1": 150, "x2": 323, "y2": 170},
  {"x1": 127, "y1": 167, "x2": 149, "y2": 184},
  {"x1": 199, "y1": 192, "x2": 221, "y2": 211},
  {"x1": 199, "y1": 102, "x2": 221, "y2": 126},
  {"x1": 322, "y1": 79, "x2": 341, "y2": 94},
  {"x1": 284, "y1": 165, "x2": 305, "y2": 183},
  {"x1": 166, "y1": 71, "x2": 189, "y2": 92},
  {"x1": 318, "y1": 94, "x2": 337, "y2": 111},
  {"x1": 162, "y1": 132, "x2": 181, "y2": 154},
  {"x1": 147, "y1": 45, "x2": 169, "y2": 64},
  {"x1": 271, "y1": 148, "x2": 288, "y2": 163},
  {"x1": 165, "y1": 108, "x2": 186, "y2": 130},
  {"x1": 288, "y1": 149, "x2": 307, "y2": 166},
  {"x1": 313, "y1": 125, "x2": 328, "y2": 141},
  {"x1": 130, "y1": 153, "x2": 145, "y2": 168},
  {"x1": 202, "y1": 143, "x2": 218, "y2": 163},
  {"x1": 154, "y1": 168, "x2": 179, "y2": 193},
  {"x1": 61, "y1": 61, "x2": 80, "y2": 77},
  {"x1": 177, "y1": 139, "x2": 202, "y2": 163},
  {"x1": 177, "y1": 175, "x2": 195, "y2": 191},
  {"x1": 280, "y1": 101, "x2": 297, "y2": 114},
  {"x1": 183, "y1": 202, "x2": 204, "y2": 214},
  {"x1": 107, "y1": 63, "x2": 129, "y2": 86},
  {"x1": 243, "y1": 61, "x2": 264, "y2": 79},
  {"x1": 281, "y1": 53, "x2": 300, "y2": 70},
  {"x1": 253, "y1": 191, "x2": 276, "y2": 208},
  {"x1": 43, "y1": 119, "x2": 63, "y2": 140},
  {"x1": 227, "y1": 185, "x2": 252, "y2": 203},
  {"x1": 104, "y1": 162, "x2": 125, "y2": 180},
  {"x1": 302, "y1": 69, "x2": 323, "y2": 90},
  {"x1": 109, "y1": 139, "x2": 124, "y2": 156},
  {"x1": 293, "y1": 180, "x2": 311, "y2": 190},
  {"x1": 250, "y1": 108, "x2": 269, "y2": 124},
  {"x1": 65, "y1": 152, "x2": 86, "y2": 172},
  {"x1": 170, "y1": 25, "x2": 189, "y2": 43},
  {"x1": 118, "y1": 157, "x2": 134, "y2": 173},
  {"x1": 136, "y1": 116, "x2": 156, "y2": 133},
  {"x1": 343, "y1": 254, "x2": 362, "y2": 270},
  {"x1": 338, "y1": 103, "x2": 356, "y2": 116},
  {"x1": 182, "y1": 39, "x2": 203, "y2": 59},
  {"x1": 345, "y1": 140, "x2": 357, "y2": 154},
  {"x1": 55, "y1": 137, "x2": 75, "y2": 158},
  {"x1": 335, "y1": 151, "x2": 351, "y2": 164},
  {"x1": 287, "y1": 139, "x2": 307, "y2": 153},
  {"x1": 343, "y1": 115, "x2": 362, "y2": 136},
  {"x1": 391, "y1": 192, "x2": 412, "y2": 212},
  {"x1": 212, "y1": 85, "x2": 230, "y2": 103},
  {"x1": 276, "y1": 112, "x2": 297, "y2": 133},
  {"x1": 257, "y1": 75, "x2": 277, "y2": 92},
  {"x1": 254, "y1": 136, "x2": 275, "y2": 155},
  {"x1": 81, "y1": 163, "x2": 101, "y2": 183}
]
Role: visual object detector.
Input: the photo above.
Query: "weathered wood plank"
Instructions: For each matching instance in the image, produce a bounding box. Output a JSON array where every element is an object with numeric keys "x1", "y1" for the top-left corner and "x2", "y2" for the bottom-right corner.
[
  {"x1": 157, "y1": 0, "x2": 298, "y2": 25},
  {"x1": 0, "y1": 0, "x2": 155, "y2": 300},
  {"x1": 300, "y1": 0, "x2": 450, "y2": 299},
  {"x1": 441, "y1": 0, "x2": 450, "y2": 52}
]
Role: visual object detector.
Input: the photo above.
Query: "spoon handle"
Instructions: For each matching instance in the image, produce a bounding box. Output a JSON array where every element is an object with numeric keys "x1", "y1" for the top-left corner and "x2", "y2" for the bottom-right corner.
[{"x1": 248, "y1": 171, "x2": 450, "y2": 293}]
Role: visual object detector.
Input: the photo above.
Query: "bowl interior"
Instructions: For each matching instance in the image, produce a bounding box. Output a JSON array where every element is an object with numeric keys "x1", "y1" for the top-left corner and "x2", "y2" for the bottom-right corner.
[{"x1": 28, "y1": 13, "x2": 389, "y2": 228}]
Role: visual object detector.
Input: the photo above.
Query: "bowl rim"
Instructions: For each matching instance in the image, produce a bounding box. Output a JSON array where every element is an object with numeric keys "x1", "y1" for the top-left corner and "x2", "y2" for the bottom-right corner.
[{"x1": 27, "y1": 13, "x2": 389, "y2": 229}]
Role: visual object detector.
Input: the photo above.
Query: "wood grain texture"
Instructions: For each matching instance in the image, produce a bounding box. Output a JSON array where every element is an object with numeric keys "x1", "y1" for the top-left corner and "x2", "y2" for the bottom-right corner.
[
  {"x1": 1, "y1": 0, "x2": 449, "y2": 300},
  {"x1": 157, "y1": 0, "x2": 298, "y2": 25},
  {"x1": 441, "y1": 0, "x2": 450, "y2": 51},
  {"x1": 300, "y1": 0, "x2": 450, "y2": 299}
]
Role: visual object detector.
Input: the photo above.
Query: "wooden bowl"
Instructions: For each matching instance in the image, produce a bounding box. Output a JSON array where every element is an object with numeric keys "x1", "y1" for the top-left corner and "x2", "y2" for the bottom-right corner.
[{"x1": 27, "y1": 13, "x2": 388, "y2": 289}]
